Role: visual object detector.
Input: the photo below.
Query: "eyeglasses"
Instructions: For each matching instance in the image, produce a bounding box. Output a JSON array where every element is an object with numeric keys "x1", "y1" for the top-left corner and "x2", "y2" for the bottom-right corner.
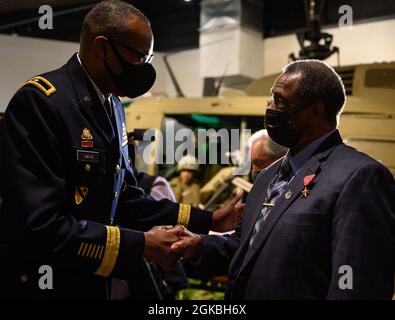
[
  {"x1": 268, "y1": 97, "x2": 312, "y2": 114},
  {"x1": 109, "y1": 38, "x2": 154, "y2": 64},
  {"x1": 268, "y1": 97, "x2": 297, "y2": 110}
]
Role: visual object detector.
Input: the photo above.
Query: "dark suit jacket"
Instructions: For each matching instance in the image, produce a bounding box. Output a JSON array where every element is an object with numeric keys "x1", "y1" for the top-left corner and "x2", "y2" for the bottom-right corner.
[
  {"x1": 190, "y1": 130, "x2": 395, "y2": 299},
  {"x1": 0, "y1": 54, "x2": 211, "y2": 299}
]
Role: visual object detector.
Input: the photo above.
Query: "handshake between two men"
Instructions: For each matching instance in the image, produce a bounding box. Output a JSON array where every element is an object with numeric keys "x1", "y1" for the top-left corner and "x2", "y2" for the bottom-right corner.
[{"x1": 143, "y1": 192, "x2": 245, "y2": 271}]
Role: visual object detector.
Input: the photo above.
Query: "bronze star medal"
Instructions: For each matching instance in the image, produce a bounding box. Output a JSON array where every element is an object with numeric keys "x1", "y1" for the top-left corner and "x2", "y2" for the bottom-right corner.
[
  {"x1": 301, "y1": 174, "x2": 316, "y2": 198},
  {"x1": 301, "y1": 187, "x2": 310, "y2": 198}
]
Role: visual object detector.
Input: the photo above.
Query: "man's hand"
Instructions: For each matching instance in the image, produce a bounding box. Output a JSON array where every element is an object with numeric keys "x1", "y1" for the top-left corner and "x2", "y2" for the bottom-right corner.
[
  {"x1": 143, "y1": 225, "x2": 185, "y2": 271},
  {"x1": 169, "y1": 226, "x2": 203, "y2": 259},
  {"x1": 211, "y1": 191, "x2": 245, "y2": 232}
]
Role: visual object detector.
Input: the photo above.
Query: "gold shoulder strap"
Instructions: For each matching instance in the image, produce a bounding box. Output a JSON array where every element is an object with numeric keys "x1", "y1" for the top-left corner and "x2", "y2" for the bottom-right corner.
[{"x1": 20, "y1": 76, "x2": 56, "y2": 96}]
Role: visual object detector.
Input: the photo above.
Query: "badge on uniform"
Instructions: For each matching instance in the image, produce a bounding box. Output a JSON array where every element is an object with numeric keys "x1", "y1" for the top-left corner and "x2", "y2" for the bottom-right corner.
[
  {"x1": 284, "y1": 190, "x2": 292, "y2": 199},
  {"x1": 76, "y1": 150, "x2": 100, "y2": 163},
  {"x1": 75, "y1": 186, "x2": 89, "y2": 205},
  {"x1": 301, "y1": 174, "x2": 316, "y2": 198},
  {"x1": 81, "y1": 128, "x2": 94, "y2": 148},
  {"x1": 121, "y1": 122, "x2": 128, "y2": 147}
]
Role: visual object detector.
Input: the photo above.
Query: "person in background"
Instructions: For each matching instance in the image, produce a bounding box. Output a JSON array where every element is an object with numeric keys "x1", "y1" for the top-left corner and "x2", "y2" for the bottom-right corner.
[
  {"x1": 137, "y1": 173, "x2": 176, "y2": 202},
  {"x1": 170, "y1": 155, "x2": 201, "y2": 207},
  {"x1": 127, "y1": 133, "x2": 176, "y2": 202},
  {"x1": 248, "y1": 129, "x2": 287, "y2": 182}
]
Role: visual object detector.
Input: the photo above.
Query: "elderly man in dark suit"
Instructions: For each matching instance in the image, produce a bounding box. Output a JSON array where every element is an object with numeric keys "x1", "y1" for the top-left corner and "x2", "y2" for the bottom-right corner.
[{"x1": 172, "y1": 59, "x2": 395, "y2": 299}]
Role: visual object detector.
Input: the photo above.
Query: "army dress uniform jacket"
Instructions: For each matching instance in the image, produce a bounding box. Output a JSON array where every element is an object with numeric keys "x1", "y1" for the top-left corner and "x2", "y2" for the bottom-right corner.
[
  {"x1": 0, "y1": 54, "x2": 211, "y2": 299},
  {"x1": 189, "y1": 130, "x2": 395, "y2": 299}
]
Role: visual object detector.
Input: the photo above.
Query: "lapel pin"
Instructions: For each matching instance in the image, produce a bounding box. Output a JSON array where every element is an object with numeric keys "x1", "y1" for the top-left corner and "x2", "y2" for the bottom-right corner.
[
  {"x1": 81, "y1": 128, "x2": 94, "y2": 148},
  {"x1": 75, "y1": 186, "x2": 89, "y2": 205},
  {"x1": 83, "y1": 96, "x2": 92, "y2": 102},
  {"x1": 262, "y1": 202, "x2": 275, "y2": 208},
  {"x1": 301, "y1": 174, "x2": 316, "y2": 198},
  {"x1": 284, "y1": 190, "x2": 292, "y2": 199},
  {"x1": 301, "y1": 187, "x2": 310, "y2": 198}
]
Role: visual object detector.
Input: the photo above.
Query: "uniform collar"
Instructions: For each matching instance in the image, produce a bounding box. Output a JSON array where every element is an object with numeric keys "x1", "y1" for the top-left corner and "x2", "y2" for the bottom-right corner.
[
  {"x1": 76, "y1": 53, "x2": 108, "y2": 106},
  {"x1": 287, "y1": 129, "x2": 336, "y2": 176}
]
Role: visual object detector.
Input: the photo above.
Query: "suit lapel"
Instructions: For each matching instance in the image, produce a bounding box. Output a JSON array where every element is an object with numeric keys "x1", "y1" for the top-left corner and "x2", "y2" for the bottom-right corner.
[
  {"x1": 236, "y1": 130, "x2": 343, "y2": 276},
  {"x1": 66, "y1": 54, "x2": 115, "y2": 146},
  {"x1": 112, "y1": 96, "x2": 123, "y2": 150},
  {"x1": 78, "y1": 99, "x2": 115, "y2": 146},
  {"x1": 240, "y1": 161, "x2": 282, "y2": 246},
  {"x1": 228, "y1": 160, "x2": 282, "y2": 275},
  {"x1": 239, "y1": 159, "x2": 321, "y2": 273}
]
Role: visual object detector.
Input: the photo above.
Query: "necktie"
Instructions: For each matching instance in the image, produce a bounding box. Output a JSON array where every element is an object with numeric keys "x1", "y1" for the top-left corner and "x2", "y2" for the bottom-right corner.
[
  {"x1": 249, "y1": 157, "x2": 292, "y2": 246},
  {"x1": 104, "y1": 96, "x2": 114, "y2": 121},
  {"x1": 104, "y1": 96, "x2": 119, "y2": 133}
]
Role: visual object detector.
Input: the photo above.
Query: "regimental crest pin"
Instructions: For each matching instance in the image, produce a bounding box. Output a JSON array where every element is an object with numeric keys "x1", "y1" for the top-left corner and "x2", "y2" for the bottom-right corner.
[
  {"x1": 81, "y1": 128, "x2": 93, "y2": 140},
  {"x1": 81, "y1": 128, "x2": 94, "y2": 148},
  {"x1": 284, "y1": 190, "x2": 292, "y2": 199},
  {"x1": 75, "y1": 186, "x2": 89, "y2": 205}
]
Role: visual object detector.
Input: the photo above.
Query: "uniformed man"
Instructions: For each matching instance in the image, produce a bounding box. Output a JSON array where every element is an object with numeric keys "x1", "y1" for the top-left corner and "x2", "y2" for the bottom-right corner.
[
  {"x1": 0, "y1": 0, "x2": 242, "y2": 299},
  {"x1": 170, "y1": 155, "x2": 201, "y2": 207}
]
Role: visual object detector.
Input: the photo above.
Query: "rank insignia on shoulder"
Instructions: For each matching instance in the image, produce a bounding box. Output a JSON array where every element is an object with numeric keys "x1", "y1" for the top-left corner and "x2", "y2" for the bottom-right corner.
[
  {"x1": 20, "y1": 76, "x2": 56, "y2": 96},
  {"x1": 75, "y1": 186, "x2": 89, "y2": 205}
]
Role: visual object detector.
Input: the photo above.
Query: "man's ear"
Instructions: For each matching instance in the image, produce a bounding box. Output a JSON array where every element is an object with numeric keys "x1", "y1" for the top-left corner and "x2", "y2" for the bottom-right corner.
[
  {"x1": 93, "y1": 36, "x2": 109, "y2": 60},
  {"x1": 310, "y1": 101, "x2": 325, "y2": 119}
]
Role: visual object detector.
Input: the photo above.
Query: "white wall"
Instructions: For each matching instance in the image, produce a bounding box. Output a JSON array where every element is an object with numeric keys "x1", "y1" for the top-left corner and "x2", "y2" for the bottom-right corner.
[
  {"x1": 158, "y1": 18, "x2": 395, "y2": 95},
  {"x1": 1, "y1": 18, "x2": 394, "y2": 112},
  {"x1": 262, "y1": 19, "x2": 395, "y2": 75},
  {"x1": 162, "y1": 49, "x2": 203, "y2": 97},
  {"x1": 0, "y1": 35, "x2": 202, "y2": 111},
  {"x1": 0, "y1": 34, "x2": 79, "y2": 112}
]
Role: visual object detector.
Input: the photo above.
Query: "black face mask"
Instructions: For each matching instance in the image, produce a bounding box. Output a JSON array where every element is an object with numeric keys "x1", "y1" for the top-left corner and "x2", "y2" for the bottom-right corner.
[
  {"x1": 104, "y1": 40, "x2": 156, "y2": 98},
  {"x1": 264, "y1": 107, "x2": 307, "y2": 148}
]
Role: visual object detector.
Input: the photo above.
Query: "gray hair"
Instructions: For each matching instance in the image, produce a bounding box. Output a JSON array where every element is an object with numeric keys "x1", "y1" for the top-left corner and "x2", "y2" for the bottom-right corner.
[
  {"x1": 282, "y1": 59, "x2": 346, "y2": 126},
  {"x1": 80, "y1": 0, "x2": 149, "y2": 44},
  {"x1": 249, "y1": 129, "x2": 287, "y2": 159}
]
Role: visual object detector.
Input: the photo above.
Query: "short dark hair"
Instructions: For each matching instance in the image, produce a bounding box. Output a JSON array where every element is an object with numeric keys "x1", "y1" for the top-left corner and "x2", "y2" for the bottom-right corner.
[
  {"x1": 80, "y1": 0, "x2": 149, "y2": 44},
  {"x1": 283, "y1": 59, "x2": 346, "y2": 126}
]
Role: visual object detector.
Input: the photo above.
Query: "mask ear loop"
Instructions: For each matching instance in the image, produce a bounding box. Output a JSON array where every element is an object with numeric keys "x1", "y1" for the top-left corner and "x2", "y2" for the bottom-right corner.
[
  {"x1": 100, "y1": 38, "x2": 127, "y2": 97},
  {"x1": 289, "y1": 103, "x2": 314, "y2": 153},
  {"x1": 289, "y1": 101, "x2": 313, "y2": 116},
  {"x1": 101, "y1": 38, "x2": 124, "y2": 77},
  {"x1": 287, "y1": 101, "x2": 315, "y2": 127},
  {"x1": 106, "y1": 39, "x2": 125, "y2": 66}
]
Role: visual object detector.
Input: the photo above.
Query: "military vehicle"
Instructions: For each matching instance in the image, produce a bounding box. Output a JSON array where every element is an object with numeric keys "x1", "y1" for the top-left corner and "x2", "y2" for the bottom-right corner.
[{"x1": 126, "y1": 61, "x2": 395, "y2": 183}]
